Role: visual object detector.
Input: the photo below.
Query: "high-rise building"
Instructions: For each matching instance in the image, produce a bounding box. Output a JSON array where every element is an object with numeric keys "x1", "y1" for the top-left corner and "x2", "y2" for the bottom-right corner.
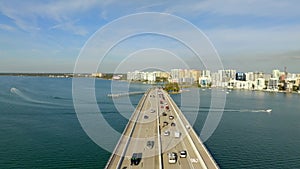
[
  {"x1": 268, "y1": 78, "x2": 279, "y2": 90},
  {"x1": 245, "y1": 72, "x2": 254, "y2": 81},
  {"x1": 201, "y1": 70, "x2": 211, "y2": 78},
  {"x1": 272, "y1": 69, "x2": 281, "y2": 79},
  {"x1": 255, "y1": 78, "x2": 265, "y2": 90},
  {"x1": 170, "y1": 69, "x2": 199, "y2": 84}
]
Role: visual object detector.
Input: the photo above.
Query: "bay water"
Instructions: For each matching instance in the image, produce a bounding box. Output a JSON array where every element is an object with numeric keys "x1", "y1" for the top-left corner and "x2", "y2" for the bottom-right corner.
[{"x1": 0, "y1": 76, "x2": 299, "y2": 168}]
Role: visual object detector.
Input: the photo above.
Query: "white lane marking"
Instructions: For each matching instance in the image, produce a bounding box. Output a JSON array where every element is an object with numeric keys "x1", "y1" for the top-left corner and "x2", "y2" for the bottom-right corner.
[{"x1": 165, "y1": 92, "x2": 208, "y2": 169}]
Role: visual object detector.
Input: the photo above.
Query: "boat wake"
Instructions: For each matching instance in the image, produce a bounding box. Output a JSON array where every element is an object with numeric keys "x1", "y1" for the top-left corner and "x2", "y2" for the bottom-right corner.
[
  {"x1": 198, "y1": 108, "x2": 272, "y2": 114},
  {"x1": 10, "y1": 87, "x2": 66, "y2": 107}
]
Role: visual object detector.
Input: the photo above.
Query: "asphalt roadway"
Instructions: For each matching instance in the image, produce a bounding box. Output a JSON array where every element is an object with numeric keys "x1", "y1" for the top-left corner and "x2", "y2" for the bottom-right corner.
[{"x1": 105, "y1": 88, "x2": 218, "y2": 169}]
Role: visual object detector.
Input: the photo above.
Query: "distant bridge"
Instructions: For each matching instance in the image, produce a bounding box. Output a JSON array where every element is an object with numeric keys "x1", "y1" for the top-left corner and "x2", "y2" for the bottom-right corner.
[{"x1": 107, "y1": 91, "x2": 145, "y2": 98}]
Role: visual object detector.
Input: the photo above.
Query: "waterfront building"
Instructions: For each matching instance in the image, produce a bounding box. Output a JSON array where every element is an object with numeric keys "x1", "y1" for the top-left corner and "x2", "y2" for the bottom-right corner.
[
  {"x1": 236, "y1": 72, "x2": 246, "y2": 81},
  {"x1": 201, "y1": 70, "x2": 211, "y2": 78},
  {"x1": 268, "y1": 78, "x2": 279, "y2": 91},
  {"x1": 199, "y1": 76, "x2": 211, "y2": 87},
  {"x1": 170, "y1": 69, "x2": 199, "y2": 84},
  {"x1": 91, "y1": 72, "x2": 102, "y2": 78},
  {"x1": 211, "y1": 72, "x2": 221, "y2": 87},
  {"x1": 213, "y1": 69, "x2": 236, "y2": 87},
  {"x1": 228, "y1": 79, "x2": 253, "y2": 89},
  {"x1": 272, "y1": 69, "x2": 281, "y2": 79},
  {"x1": 170, "y1": 69, "x2": 180, "y2": 83},
  {"x1": 255, "y1": 78, "x2": 266, "y2": 90},
  {"x1": 190, "y1": 69, "x2": 201, "y2": 83},
  {"x1": 245, "y1": 72, "x2": 254, "y2": 81},
  {"x1": 154, "y1": 71, "x2": 169, "y2": 79},
  {"x1": 127, "y1": 71, "x2": 143, "y2": 81}
]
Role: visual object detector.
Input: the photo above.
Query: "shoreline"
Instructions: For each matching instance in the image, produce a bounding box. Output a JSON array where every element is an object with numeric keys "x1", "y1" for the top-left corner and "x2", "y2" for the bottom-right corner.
[{"x1": 1, "y1": 74, "x2": 299, "y2": 95}]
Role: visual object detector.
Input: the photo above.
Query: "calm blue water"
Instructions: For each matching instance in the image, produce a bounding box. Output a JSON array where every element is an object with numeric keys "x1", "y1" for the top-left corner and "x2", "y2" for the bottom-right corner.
[{"x1": 0, "y1": 76, "x2": 299, "y2": 168}]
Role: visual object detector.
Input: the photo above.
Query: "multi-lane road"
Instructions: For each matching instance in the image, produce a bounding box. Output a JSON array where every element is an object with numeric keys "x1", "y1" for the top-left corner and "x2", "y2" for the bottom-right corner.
[{"x1": 105, "y1": 88, "x2": 218, "y2": 169}]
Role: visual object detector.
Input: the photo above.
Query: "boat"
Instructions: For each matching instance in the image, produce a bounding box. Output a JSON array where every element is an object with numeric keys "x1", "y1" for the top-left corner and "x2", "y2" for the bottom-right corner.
[{"x1": 265, "y1": 109, "x2": 272, "y2": 113}]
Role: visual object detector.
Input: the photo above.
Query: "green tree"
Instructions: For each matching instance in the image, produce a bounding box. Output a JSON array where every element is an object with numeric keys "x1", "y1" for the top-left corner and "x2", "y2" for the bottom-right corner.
[{"x1": 164, "y1": 82, "x2": 180, "y2": 93}]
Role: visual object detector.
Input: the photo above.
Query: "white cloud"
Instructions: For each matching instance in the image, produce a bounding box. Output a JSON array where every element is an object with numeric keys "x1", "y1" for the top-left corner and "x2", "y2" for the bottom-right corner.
[
  {"x1": 166, "y1": 0, "x2": 300, "y2": 18},
  {"x1": 0, "y1": 24, "x2": 15, "y2": 31},
  {"x1": 49, "y1": 20, "x2": 88, "y2": 36},
  {"x1": 0, "y1": 0, "x2": 104, "y2": 33}
]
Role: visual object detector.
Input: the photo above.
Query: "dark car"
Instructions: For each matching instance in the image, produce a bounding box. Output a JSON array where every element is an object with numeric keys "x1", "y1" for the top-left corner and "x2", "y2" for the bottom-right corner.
[
  {"x1": 180, "y1": 150, "x2": 187, "y2": 158},
  {"x1": 146, "y1": 141, "x2": 154, "y2": 149},
  {"x1": 131, "y1": 153, "x2": 142, "y2": 165},
  {"x1": 163, "y1": 121, "x2": 169, "y2": 127}
]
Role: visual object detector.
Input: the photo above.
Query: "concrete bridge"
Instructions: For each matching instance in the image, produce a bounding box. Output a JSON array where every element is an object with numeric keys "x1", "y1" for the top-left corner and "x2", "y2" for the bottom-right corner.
[{"x1": 105, "y1": 88, "x2": 218, "y2": 169}]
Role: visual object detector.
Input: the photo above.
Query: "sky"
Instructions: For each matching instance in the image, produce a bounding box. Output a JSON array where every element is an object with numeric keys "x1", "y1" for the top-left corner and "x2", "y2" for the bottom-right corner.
[{"x1": 0, "y1": 0, "x2": 300, "y2": 73}]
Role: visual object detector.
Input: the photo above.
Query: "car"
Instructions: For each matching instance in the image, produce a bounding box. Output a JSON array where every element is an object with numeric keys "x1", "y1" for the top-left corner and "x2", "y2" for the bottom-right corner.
[
  {"x1": 144, "y1": 115, "x2": 149, "y2": 119},
  {"x1": 162, "y1": 112, "x2": 167, "y2": 116},
  {"x1": 180, "y1": 150, "x2": 187, "y2": 158},
  {"x1": 171, "y1": 122, "x2": 176, "y2": 127},
  {"x1": 174, "y1": 131, "x2": 181, "y2": 138},
  {"x1": 169, "y1": 115, "x2": 174, "y2": 120},
  {"x1": 146, "y1": 141, "x2": 154, "y2": 149},
  {"x1": 150, "y1": 109, "x2": 155, "y2": 113},
  {"x1": 164, "y1": 131, "x2": 170, "y2": 136},
  {"x1": 131, "y1": 153, "x2": 142, "y2": 165},
  {"x1": 168, "y1": 152, "x2": 177, "y2": 164},
  {"x1": 163, "y1": 121, "x2": 169, "y2": 127}
]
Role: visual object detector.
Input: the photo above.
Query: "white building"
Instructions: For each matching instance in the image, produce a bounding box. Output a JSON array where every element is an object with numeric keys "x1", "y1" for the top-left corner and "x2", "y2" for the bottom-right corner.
[
  {"x1": 228, "y1": 79, "x2": 253, "y2": 89},
  {"x1": 170, "y1": 69, "x2": 198, "y2": 84},
  {"x1": 127, "y1": 71, "x2": 156, "y2": 82},
  {"x1": 268, "y1": 77, "x2": 279, "y2": 91},
  {"x1": 147, "y1": 72, "x2": 156, "y2": 82},
  {"x1": 255, "y1": 78, "x2": 265, "y2": 90},
  {"x1": 272, "y1": 69, "x2": 281, "y2": 79},
  {"x1": 199, "y1": 76, "x2": 211, "y2": 87},
  {"x1": 201, "y1": 70, "x2": 211, "y2": 78}
]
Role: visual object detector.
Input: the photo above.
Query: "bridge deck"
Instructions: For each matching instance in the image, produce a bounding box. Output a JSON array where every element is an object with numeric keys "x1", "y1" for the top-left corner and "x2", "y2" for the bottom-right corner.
[{"x1": 105, "y1": 88, "x2": 218, "y2": 169}]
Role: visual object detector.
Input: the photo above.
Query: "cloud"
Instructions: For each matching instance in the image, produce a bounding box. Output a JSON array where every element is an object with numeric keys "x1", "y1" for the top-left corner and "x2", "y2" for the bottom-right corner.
[
  {"x1": 49, "y1": 20, "x2": 88, "y2": 36},
  {"x1": 0, "y1": 24, "x2": 15, "y2": 31},
  {"x1": 166, "y1": 0, "x2": 300, "y2": 18},
  {"x1": 0, "y1": 0, "x2": 104, "y2": 33}
]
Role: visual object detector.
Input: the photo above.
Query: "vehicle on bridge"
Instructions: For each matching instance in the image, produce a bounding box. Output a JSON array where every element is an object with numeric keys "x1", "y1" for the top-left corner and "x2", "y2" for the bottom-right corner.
[
  {"x1": 131, "y1": 153, "x2": 142, "y2": 166},
  {"x1": 146, "y1": 141, "x2": 154, "y2": 149},
  {"x1": 168, "y1": 152, "x2": 177, "y2": 164},
  {"x1": 174, "y1": 131, "x2": 181, "y2": 138},
  {"x1": 164, "y1": 130, "x2": 170, "y2": 136},
  {"x1": 180, "y1": 150, "x2": 187, "y2": 158}
]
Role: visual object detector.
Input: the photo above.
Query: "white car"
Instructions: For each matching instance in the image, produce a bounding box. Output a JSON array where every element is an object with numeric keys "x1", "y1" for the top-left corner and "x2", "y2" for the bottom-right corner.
[
  {"x1": 180, "y1": 150, "x2": 187, "y2": 158},
  {"x1": 168, "y1": 152, "x2": 177, "y2": 164},
  {"x1": 164, "y1": 131, "x2": 170, "y2": 136}
]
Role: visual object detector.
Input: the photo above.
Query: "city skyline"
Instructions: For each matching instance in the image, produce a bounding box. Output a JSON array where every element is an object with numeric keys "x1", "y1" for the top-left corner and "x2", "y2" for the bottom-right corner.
[{"x1": 1, "y1": 1, "x2": 300, "y2": 73}]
